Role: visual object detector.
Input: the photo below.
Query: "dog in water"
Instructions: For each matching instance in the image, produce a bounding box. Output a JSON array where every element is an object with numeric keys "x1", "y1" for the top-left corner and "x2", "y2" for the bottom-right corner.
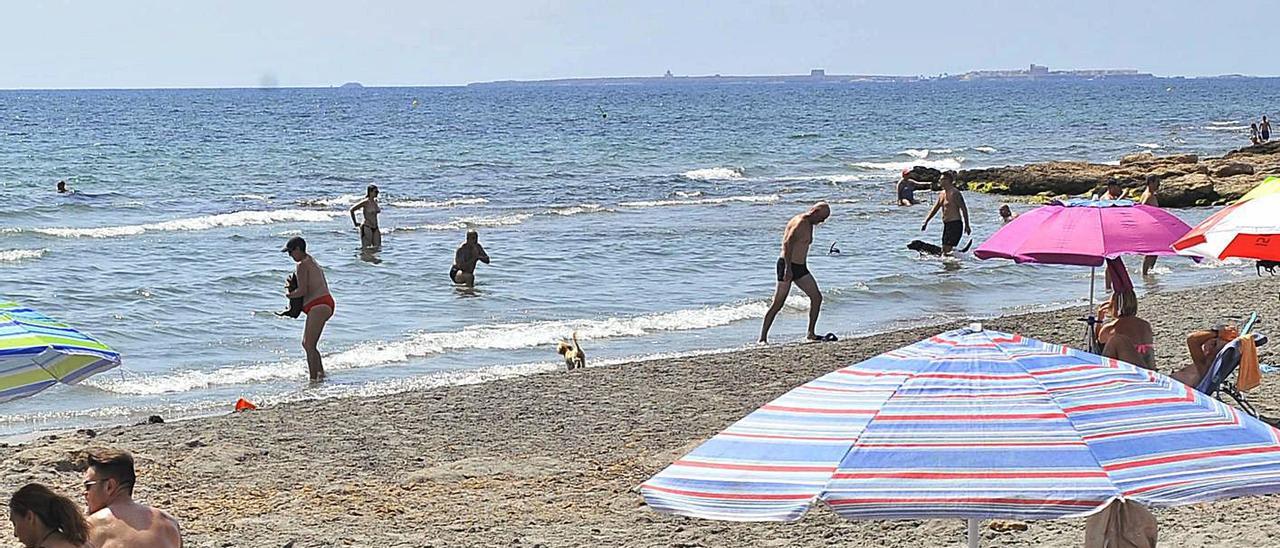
[
  {"x1": 907, "y1": 239, "x2": 972, "y2": 256},
  {"x1": 1259, "y1": 260, "x2": 1280, "y2": 276},
  {"x1": 557, "y1": 332, "x2": 586, "y2": 370}
]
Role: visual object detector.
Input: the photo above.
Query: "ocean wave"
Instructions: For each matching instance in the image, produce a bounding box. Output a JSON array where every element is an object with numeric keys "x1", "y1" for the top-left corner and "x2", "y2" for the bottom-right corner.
[
  {"x1": 387, "y1": 213, "x2": 533, "y2": 233},
  {"x1": 681, "y1": 167, "x2": 745, "y2": 181},
  {"x1": 1135, "y1": 143, "x2": 1162, "y2": 149},
  {"x1": 777, "y1": 174, "x2": 865, "y2": 184},
  {"x1": 900, "y1": 148, "x2": 953, "y2": 159},
  {"x1": 787, "y1": 132, "x2": 821, "y2": 139},
  {"x1": 297, "y1": 193, "x2": 364, "y2": 207},
  {"x1": 546, "y1": 204, "x2": 610, "y2": 216},
  {"x1": 390, "y1": 197, "x2": 489, "y2": 208},
  {"x1": 88, "y1": 298, "x2": 804, "y2": 395},
  {"x1": 0, "y1": 249, "x2": 46, "y2": 262},
  {"x1": 1203, "y1": 125, "x2": 1248, "y2": 131},
  {"x1": 1207, "y1": 120, "x2": 1241, "y2": 125},
  {"x1": 973, "y1": 146, "x2": 997, "y2": 153},
  {"x1": 673, "y1": 190, "x2": 704, "y2": 198},
  {"x1": 850, "y1": 157, "x2": 964, "y2": 172},
  {"x1": 232, "y1": 194, "x2": 272, "y2": 201},
  {"x1": 619, "y1": 194, "x2": 780, "y2": 208},
  {"x1": 31, "y1": 210, "x2": 340, "y2": 238}
]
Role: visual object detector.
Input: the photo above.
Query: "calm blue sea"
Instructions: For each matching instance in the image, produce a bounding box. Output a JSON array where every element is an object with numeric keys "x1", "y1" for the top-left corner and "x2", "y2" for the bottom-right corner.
[{"x1": 1, "y1": 79, "x2": 1276, "y2": 438}]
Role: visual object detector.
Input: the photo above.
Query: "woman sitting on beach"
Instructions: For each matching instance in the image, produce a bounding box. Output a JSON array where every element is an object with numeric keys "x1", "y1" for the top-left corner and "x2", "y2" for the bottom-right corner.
[
  {"x1": 1098, "y1": 289, "x2": 1155, "y2": 370},
  {"x1": 8, "y1": 483, "x2": 92, "y2": 548}
]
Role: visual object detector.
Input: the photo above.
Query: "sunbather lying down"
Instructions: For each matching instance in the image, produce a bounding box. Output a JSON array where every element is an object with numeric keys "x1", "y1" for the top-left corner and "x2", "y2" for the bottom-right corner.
[
  {"x1": 1098, "y1": 289, "x2": 1155, "y2": 370},
  {"x1": 1169, "y1": 326, "x2": 1237, "y2": 388}
]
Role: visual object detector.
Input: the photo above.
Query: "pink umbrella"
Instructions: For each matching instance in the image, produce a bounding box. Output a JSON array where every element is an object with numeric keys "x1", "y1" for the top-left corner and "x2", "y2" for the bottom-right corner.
[{"x1": 974, "y1": 199, "x2": 1193, "y2": 267}]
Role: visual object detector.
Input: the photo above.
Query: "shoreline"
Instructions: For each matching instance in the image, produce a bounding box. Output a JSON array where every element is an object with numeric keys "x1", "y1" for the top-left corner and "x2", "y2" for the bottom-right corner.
[{"x1": 1, "y1": 277, "x2": 1277, "y2": 546}]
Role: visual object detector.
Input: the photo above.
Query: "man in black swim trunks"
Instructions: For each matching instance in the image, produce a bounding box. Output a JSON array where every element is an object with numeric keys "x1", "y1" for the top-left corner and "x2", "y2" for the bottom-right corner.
[
  {"x1": 759, "y1": 201, "x2": 830, "y2": 343},
  {"x1": 451, "y1": 229, "x2": 490, "y2": 287},
  {"x1": 921, "y1": 170, "x2": 970, "y2": 255}
]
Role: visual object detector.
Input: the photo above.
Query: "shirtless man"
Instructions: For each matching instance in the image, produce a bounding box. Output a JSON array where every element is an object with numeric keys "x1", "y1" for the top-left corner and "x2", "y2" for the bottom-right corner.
[
  {"x1": 759, "y1": 202, "x2": 830, "y2": 343},
  {"x1": 1097, "y1": 179, "x2": 1126, "y2": 201},
  {"x1": 83, "y1": 448, "x2": 181, "y2": 548},
  {"x1": 1140, "y1": 176, "x2": 1161, "y2": 275},
  {"x1": 921, "y1": 171, "x2": 970, "y2": 255},
  {"x1": 283, "y1": 236, "x2": 333, "y2": 381},
  {"x1": 348, "y1": 184, "x2": 382, "y2": 249},
  {"x1": 451, "y1": 230, "x2": 490, "y2": 287}
]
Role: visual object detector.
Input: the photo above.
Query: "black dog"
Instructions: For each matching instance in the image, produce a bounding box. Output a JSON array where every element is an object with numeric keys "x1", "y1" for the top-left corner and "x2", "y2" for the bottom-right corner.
[
  {"x1": 1259, "y1": 260, "x2": 1280, "y2": 276},
  {"x1": 908, "y1": 239, "x2": 972, "y2": 256},
  {"x1": 276, "y1": 273, "x2": 303, "y2": 318}
]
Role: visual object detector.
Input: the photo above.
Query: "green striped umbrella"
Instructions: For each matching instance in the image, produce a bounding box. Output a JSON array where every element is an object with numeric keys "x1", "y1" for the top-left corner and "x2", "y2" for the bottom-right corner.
[{"x1": 0, "y1": 301, "x2": 121, "y2": 403}]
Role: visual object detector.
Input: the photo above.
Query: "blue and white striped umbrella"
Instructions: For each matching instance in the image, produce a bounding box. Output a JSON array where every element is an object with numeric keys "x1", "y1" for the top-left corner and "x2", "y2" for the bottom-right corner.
[
  {"x1": 641, "y1": 327, "x2": 1280, "y2": 529},
  {"x1": 0, "y1": 301, "x2": 121, "y2": 403}
]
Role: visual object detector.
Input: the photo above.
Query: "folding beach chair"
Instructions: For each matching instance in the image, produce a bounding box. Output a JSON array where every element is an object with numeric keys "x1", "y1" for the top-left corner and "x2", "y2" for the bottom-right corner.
[{"x1": 1194, "y1": 317, "x2": 1268, "y2": 418}]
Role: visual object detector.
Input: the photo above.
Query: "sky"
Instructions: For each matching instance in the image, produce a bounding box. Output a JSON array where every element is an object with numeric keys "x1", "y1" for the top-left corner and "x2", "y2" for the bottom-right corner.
[{"x1": 1, "y1": 0, "x2": 1276, "y2": 89}]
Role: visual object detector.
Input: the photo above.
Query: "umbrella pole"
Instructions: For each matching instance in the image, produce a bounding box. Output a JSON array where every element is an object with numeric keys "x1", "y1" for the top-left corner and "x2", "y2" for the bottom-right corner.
[{"x1": 967, "y1": 518, "x2": 979, "y2": 548}]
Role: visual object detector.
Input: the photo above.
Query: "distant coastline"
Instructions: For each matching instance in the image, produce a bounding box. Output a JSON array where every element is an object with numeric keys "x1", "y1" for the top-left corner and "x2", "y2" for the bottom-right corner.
[{"x1": 466, "y1": 64, "x2": 1274, "y2": 88}]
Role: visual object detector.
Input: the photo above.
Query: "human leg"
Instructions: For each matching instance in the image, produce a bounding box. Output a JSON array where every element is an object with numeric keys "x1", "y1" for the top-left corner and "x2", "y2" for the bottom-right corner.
[
  {"x1": 793, "y1": 273, "x2": 823, "y2": 340},
  {"x1": 758, "y1": 280, "x2": 791, "y2": 343},
  {"x1": 302, "y1": 304, "x2": 332, "y2": 381}
]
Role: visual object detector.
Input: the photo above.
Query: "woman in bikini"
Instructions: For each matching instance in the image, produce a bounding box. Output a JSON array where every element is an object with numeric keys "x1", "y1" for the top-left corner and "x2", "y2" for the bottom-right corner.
[
  {"x1": 9, "y1": 483, "x2": 93, "y2": 548},
  {"x1": 1098, "y1": 289, "x2": 1155, "y2": 370},
  {"x1": 348, "y1": 184, "x2": 382, "y2": 249},
  {"x1": 283, "y1": 236, "x2": 333, "y2": 381}
]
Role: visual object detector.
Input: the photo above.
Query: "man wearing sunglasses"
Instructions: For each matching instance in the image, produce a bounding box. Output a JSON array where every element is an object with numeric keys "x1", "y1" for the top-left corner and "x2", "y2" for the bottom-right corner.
[{"x1": 82, "y1": 448, "x2": 182, "y2": 548}]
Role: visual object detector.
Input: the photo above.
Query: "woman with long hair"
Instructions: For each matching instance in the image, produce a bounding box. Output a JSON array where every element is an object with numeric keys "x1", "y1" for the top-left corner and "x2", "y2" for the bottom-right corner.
[{"x1": 8, "y1": 483, "x2": 92, "y2": 548}]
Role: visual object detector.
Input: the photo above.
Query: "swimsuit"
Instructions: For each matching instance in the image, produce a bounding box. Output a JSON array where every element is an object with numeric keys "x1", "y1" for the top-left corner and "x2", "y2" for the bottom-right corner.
[
  {"x1": 450, "y1": 266, "x2": 464, "y2": 283},
  {"x1": 897, "y1": 183, "x2": 915, "y2": 202},
  {"x1": 775, "y1": 258, "x2": 811, "y2": 282},
  {"x1": 941, "y1": 220, "x2": 963, "y2": 247},
  {"x1": 302, "y1": 294, "x2": 335, "y2": 315}
]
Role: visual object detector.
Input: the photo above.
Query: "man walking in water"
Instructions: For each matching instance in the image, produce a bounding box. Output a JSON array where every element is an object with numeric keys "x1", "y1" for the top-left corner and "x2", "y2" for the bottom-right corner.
[
  {"x1": 84, "y1": 448, "x2": 182, "y2": 548},
  {"x1": 921, "y1": 171, "x2": 970, "y2": 255},
  {"x1": 1140, "y1": 175, "x2": 1161, "y2": 275},
  {"x1": 759, "y1": 202, "x2": 830, "y2": 344},
  {"x1": 451, "y1": 229, "x2": 490, "y2": 287},
  {"x1": 283, "y1": 236, "x2": 333, "y2": 381}
]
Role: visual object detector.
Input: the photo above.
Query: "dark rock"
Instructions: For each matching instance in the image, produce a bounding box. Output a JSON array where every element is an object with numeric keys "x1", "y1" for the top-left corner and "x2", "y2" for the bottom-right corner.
[
  {"x1": 1214, "y1": 162, "x2": 1255, "y2": 177},
  {"x1": 147, "y1": 415, "x2": 164, "y2": 424},
  {"x1": 76, "y1": 428, "x2": 96, "y2": 438},
  {"x1": 904, "y1": 165, "x2": 942, "y2": 183}
]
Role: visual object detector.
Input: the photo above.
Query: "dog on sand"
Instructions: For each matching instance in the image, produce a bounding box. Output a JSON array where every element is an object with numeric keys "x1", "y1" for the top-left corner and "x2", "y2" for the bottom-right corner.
[
  {"x1": 1259, "y1": 260, "x2": 1280, "y2": 276},
  {"x1": 557, "y1": 332, "x2": 586, "y2": 370}
]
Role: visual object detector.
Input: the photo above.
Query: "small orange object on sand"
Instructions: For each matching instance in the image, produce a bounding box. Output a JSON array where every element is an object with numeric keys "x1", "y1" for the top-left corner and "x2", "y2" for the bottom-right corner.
[{"x1": 234, "y1": 398, "x2": 257, "y2": 412}]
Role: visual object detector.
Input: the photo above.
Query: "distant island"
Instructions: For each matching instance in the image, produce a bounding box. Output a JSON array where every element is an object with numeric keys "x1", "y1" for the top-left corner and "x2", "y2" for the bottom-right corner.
[
  {"x1": 339, "y1": 82, "x2": 364, "y2": 89},
  {"x1": 469, "y1": 64, "x2": 1166, "y2": 88}
]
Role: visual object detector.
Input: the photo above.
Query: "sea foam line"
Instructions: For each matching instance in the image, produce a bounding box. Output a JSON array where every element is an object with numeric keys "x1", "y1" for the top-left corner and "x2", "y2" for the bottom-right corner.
[
  {"x1": 0, "y1": 249, "x2": 46, "y2": 262},
  {"x1": 31, "y1": 210, "x2": 342, "y2": 238},
  {"x1": 619, "y1": 194, "x2": 780, "y2": 208},
  {"x1": 851, "y1": 157, "x2": 965, "y2": 172},
  {"x1": 681, "y1": 167, "x2": 745, "y2": 181},
  {"x1": 390, "y1": 197, "x2": 489, "y2": 208}
]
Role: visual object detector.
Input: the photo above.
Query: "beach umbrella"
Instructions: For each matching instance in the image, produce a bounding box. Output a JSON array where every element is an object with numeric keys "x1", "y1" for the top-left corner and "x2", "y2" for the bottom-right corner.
[
  {"x1": 640, "y1": 327, "x2": 1280, "y2": 547},
  {"x1": 1173, "y1": 177, "x2": 1280, "y2": 262},
  {"x1": 973, "y1": 199, "x2": 1192, "y2": 267},
  {"x1": 0, "y1": 301, "x2": 121, "y2": 403}
]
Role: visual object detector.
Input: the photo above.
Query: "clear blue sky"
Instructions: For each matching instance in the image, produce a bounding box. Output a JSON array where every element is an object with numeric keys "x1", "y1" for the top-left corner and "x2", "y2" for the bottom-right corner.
[{"x1": 2, "y1": 0, "x2": 1275, "y2": 89}]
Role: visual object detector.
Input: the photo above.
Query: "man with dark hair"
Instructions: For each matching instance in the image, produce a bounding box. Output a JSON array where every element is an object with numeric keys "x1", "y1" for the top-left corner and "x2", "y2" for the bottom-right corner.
[
  {"x1": 83, "y1": 448, "x2": 182, "y2": 548},
  {"x1": 921, "y1": 170, "x2": 970, "y2": 255}
]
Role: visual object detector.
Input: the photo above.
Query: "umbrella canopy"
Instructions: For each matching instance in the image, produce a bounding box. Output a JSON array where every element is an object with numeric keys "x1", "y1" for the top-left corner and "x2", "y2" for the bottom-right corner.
[
  {"x1": 1174, "y1": 177, "x2": 1280, "y2": 262},
  {"x1": 0, "y1": 301, "x2": 121, "y2": 403},
  {"x1": 974, "y1": 199, "x2": 1194, "y2": 267},
  {"x1": 641, "y1": 328, "x2": 1280, "y2": 523}
]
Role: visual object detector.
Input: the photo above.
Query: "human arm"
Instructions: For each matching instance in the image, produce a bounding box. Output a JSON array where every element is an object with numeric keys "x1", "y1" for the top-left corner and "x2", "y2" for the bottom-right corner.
[
  {"x1": 476, "y1": 244, "x2": 490, "y2": 264},
  {"x1": 959, "y1": 193, "x2": 971, "y2": 234},
  {"x1": 287, "y1": 263, "x2": 309, "y2": 298},
  {"x1": 348, "y1": 199, "x2": 367, "y2": 227},
  {"x1": 921, "y1": 195, "x2": 942, "y2": 230}
]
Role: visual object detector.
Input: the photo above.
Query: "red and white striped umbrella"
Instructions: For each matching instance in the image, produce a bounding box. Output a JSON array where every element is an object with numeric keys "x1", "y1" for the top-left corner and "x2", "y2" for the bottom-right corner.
[{"x1": 1174, "y1": 181, "x2": 1280, "y2": 262}]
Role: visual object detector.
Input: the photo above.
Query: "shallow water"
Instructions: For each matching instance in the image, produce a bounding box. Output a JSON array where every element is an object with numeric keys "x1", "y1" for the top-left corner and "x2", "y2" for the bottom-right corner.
[{"x1": 0, "y1": 80, "x2": 1275, "y2": 437}]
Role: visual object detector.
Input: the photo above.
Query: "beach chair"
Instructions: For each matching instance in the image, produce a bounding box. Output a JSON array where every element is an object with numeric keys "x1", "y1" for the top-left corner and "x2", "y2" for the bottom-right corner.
[{"x1": 1194, "y1": 328, "x2": 1268, "y2": 418}]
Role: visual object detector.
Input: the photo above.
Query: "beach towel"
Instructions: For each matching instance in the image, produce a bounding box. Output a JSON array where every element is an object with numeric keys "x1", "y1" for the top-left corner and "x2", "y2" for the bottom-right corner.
[
  {"x1": 1237, "y1": 336, "x2": 1261, "y2": 392},
  {"x1": 1084, "y1": 500, "x2": 1158, "y2": 548}
]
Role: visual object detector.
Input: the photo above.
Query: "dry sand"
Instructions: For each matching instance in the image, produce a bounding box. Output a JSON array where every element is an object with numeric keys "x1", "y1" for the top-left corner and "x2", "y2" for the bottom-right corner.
[{"x1": 2, "y1": 277, "x2": 1279, "y2": 547}]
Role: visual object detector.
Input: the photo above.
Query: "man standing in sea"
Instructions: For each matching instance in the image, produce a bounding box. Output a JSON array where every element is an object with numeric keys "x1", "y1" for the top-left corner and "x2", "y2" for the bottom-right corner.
[
  {"x1": 759, "y1": 202, "x2": 830, "y2": 343},
  {"x1": 1140, "y1": 176, "x2": 1161, "y2": 275},
  {"x1": 921, "y1": 171, "x2": 970, "y2": 255}
]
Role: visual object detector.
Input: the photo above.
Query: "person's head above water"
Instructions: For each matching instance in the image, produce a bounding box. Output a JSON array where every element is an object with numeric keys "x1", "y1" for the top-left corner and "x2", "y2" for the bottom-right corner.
[
  {"x1": 805, "y1": 201, "x2": 831, "y2": 224},
  {"x1": 999, "y1": 204, "x2": 1012, "y2": 218},
  {"x1": 366, "y1": 184, "x2": 378, "y2": 198},
  {"x1": 56, "y1": 180, "x2": 67, "y2": 193},
  {"x1": 281, "y1": 236, "x2": 307, "y2": 260},
  {"x1": 900, "y1": 168, "x2": 912, "y2": 181},
  {"x1": 465, "y1": 229, "x2": 479, "y2": 243}
]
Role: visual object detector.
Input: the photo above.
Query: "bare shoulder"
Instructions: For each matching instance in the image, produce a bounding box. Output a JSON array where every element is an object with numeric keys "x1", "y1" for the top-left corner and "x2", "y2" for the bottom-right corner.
[{"x1": 154, "y1": 507, "x2": 183, "y2": 541}]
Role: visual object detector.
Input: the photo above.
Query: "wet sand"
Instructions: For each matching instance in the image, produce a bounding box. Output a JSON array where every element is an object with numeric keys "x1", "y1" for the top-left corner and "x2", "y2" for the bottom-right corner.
[{"x1": 1, "y1": 277, "x2": 1278, "y2": 547}]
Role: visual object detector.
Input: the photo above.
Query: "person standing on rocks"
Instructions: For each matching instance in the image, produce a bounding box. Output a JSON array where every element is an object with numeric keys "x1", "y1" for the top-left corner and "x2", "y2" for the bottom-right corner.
[
  {"x1": 921, "y1": 171, "x2": 970, "y2": 255},
  {"x1": 1140, "y1": 176, "x2": 1161, "y2": 275},
  {"x1": 759, "y1": 202, "x2": 830, "y2": 343},
  {"x1": 83, "y1": 448, "x2": 182, "y2": 548}
]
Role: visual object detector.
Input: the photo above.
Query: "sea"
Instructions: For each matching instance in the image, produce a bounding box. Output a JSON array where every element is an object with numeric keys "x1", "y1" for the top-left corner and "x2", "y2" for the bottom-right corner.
[{"x1": 1, "y1": 79, "x2": 1277, "y2": 439}]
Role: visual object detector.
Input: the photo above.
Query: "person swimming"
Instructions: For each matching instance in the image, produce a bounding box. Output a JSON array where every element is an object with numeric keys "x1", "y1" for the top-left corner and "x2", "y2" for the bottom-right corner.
[
  {"x1": 56, "y1": 180, "x2": 69, "y2": 194},
  {"x1": 348, "y1": 184, "x2": 381, "y2": 249},
  {"x1": 999, "y1": 204, "x2": 1018, "y2": 224}
]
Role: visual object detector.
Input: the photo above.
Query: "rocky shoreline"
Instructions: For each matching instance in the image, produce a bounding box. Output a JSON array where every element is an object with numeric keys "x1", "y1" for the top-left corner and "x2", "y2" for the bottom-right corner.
[{"x1": 905, "y1": 140, "x2": 1280, "y2": 207}]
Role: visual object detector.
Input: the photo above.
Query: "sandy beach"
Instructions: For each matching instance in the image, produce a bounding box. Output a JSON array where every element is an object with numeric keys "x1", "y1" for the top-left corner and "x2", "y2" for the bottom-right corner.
[{"x1": 0, "y1": 277, "x2": 1275, "y2": 547}]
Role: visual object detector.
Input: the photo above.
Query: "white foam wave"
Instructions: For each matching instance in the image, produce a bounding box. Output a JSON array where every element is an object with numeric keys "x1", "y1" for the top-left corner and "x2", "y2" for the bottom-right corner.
[
  {"x1": 388, "y1": 213, "x2": 533, "y2": 233},
  {"x1": 1208, "y1": 120, "x2": 1241, "y2": 125},
  {"x1": 33, "y1": 210, "x2": 341, "y2": 238},
  {"x1": 900, "y1": 148, "x2": 953, "y2": 159},
  {"x1": 1135, "y1": 143, "x2": 1162, "y2": 149},
  {"x1": 674, "y1": 190, "x2": 704, "y2": 198},
  {"x1": 973, "y1": 146, "x2": 997, "y2": 153},
  {"x1": 1203, "y1": 125, "x2": 1248, "y2": 131},
  {"x1": 300, "y1": 194, "x2": 364, "y2": 207},
  {"x1": 390, "y1": 197, "x2": 489, "y2": 208},
  {"x1": 547, "y1": 204, "x2": 609, "y2": 216},
  {"x1": 619, "y1": 194, "x2": 780, "y2": 208},
  {"x1": 777, "y1": 174, "x2": 865, "y2": 184},
  {"x1": 0, "y1": 249, "x2": 46, "y2": 262},
  {"x1": 89, "y1": 298, "x2": 804, "y2": 395},
  {"x1": 681, "y1": 167, "x2": 745, "y2": 181},
  {"x1": 851, "y1": 157, "x2": 964, "y2": 172},
  {"x1": 233, "y1": 194, "x2": 271, "y2": 201}
]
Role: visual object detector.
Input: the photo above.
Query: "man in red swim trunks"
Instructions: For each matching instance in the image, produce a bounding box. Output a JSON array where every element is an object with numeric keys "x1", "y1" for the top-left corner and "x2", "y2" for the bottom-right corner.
[{"x1": 283, "y1": 236, "x2": 333, "y2": 381}]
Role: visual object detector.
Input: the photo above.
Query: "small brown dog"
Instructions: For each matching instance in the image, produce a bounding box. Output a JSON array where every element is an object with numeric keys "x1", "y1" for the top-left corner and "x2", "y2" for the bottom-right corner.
[{"x1": 557, "y1": 332, "x2": 586, "y2": 370}]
